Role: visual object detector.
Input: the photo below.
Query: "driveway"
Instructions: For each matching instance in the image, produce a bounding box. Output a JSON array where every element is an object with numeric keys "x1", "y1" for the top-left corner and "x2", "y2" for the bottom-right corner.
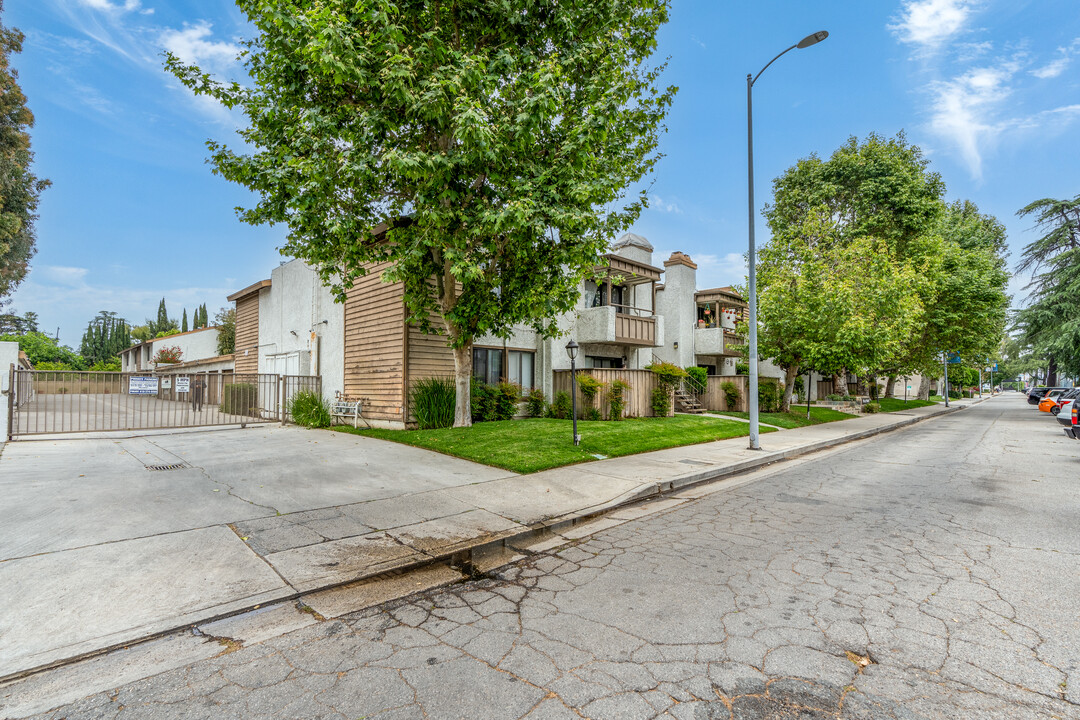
[{"x1": 0, "y1": 425, "x2": 512, "y2": 679}]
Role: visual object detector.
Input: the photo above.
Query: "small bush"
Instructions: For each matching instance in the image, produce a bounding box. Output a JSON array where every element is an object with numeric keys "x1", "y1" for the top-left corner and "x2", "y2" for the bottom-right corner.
[
  {"x1": 863, "y1": 401, "x2": 881, "y2": 414},
  {"x1": 721, "y1": 380, "x2": 740, "y2": 409},
  {"x1": 288, "y1": 390, "x2": 332, "y2": 428},
  {"x1": 412, "y1": 376, "x2": 456, "y2": 429},
  {"x1": 152, "y1": 345, "x2": 183, "y2": 364},
  {"x1": 651, "y1": 386, "x2": 671, "y2": 417},
  {"x1": 583, "y1": 407, "x2": 602, "y2": 421},
  {"x1": 549, "y1": 391, "x2": 573, "y2": 419},
  {"x1": 735, "y1": 361, "x2": 750, "y2": 375},
  {"x1": 685, "y1": 366, "x2": 708, "y2": 394},
  {"x1": 646, "y1": 361, "x2": 687, "y2": 389},
  {"x1": 608, "y1": 378, "x2": 631, "y2": 420},
  {"x1": 576, "y1": 373, "x2": 605, "y2": 418},
  {"x1": 948, "y1": 389, "x2": 961, "y2": 399},
  {"x1": 758, "y1": 380, "x2": 782, "y2": 413},
  {"x1": 526, "y1": 388, "x2": 546, "y2": 418},
  {"x1": 222, "y1": 382, "x2": 258, "y2": 417},
  {"x1": 471, "y1": 382, "x2": 500, "y2": 422},
  {"x1": 826, "y1": 393, "x2": 843, "y2": 401},
  {"x1": 495, "y1": 382, "x2": 520, "y2": 421}
]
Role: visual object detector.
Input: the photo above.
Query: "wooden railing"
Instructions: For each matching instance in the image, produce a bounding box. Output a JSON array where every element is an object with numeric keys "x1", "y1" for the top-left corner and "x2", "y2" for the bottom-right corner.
[{"x1": 614, "y1": 313, "x2": 656, "y2": 346}]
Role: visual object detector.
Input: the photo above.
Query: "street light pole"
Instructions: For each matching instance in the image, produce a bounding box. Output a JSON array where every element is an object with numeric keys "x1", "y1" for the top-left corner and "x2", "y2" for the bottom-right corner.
[{"x1": 746, "y1": 30, "x2": 828, "y2": 451}]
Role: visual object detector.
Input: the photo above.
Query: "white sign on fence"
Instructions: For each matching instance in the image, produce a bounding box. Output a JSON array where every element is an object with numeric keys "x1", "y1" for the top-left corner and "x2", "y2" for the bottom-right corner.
[
  {"x1": 129, "y1": 376, "x2": 158, "y2": 395},
  {"x1": 161, "y1": 378, "x2": 172, "y2": 390},
  {"x1": 176, "y1": 376, "x2": 190, "y2": 393}
]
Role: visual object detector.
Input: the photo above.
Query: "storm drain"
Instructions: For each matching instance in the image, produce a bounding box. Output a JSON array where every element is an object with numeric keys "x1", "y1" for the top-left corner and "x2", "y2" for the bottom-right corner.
[{"x1": 146, "y1": 463, "x2": 189, "y2": 471}]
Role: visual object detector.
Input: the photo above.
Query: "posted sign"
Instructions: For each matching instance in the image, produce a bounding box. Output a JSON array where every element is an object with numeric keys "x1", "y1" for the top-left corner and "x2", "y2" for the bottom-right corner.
[
  {"x1": 176, "y1": 377, "x2": 190, "y2": 393},
  {"x1": 129, "y1": 376, "x2": 158, "y2": 395}
]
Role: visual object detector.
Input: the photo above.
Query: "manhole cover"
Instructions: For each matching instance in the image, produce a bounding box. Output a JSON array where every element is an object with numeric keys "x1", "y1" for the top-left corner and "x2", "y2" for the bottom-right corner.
[{"x1": 146, "y1": 463, "x2": 188, "y2": 471}]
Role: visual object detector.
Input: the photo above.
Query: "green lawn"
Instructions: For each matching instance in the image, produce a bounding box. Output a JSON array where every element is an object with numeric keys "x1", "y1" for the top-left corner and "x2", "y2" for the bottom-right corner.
[
  {"x1": 711, "y1": 406, "x2": 856, "y2": 429},
  {"x1": 877, "y1": 397, "x2": 938, "y2": 412},
  {"x1": 334, "y1": 416, "x2": 772, "y2": 474}
]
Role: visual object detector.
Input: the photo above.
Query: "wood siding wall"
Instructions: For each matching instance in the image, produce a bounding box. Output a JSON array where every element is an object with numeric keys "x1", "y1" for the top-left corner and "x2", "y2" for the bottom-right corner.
[
  {"x1": 234, "y1": 294, "x2": 260, "y2": 374},
  {"x1": 552, "y1": 369, "x2": 659, "y2": 419},
  {"x1": 343, "y1": 262, "x2": 406, "y2": 422},
  {"x1": 406, "y1": 319, "x2": 455, "y2": 423},
  {"x1": 701, "y1": 375, "x2": 750, "y2": 413}
]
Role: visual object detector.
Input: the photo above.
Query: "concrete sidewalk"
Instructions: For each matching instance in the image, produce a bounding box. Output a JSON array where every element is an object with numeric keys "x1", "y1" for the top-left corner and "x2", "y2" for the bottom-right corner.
[{"x1": 0, "y1": 398, "x2": 978, "y2": 682}]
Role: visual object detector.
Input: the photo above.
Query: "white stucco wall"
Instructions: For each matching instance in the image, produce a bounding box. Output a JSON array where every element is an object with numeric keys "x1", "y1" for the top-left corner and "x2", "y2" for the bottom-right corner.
[
  {"x1": 122, "y1": 327, "x2": 221, "y2": 372},
  {"x1": 257, "y1": 259, "x2": 345, "y2": 399},
  {"x1": 654, "y1": 260, "x2": 696, "y2": 368}
]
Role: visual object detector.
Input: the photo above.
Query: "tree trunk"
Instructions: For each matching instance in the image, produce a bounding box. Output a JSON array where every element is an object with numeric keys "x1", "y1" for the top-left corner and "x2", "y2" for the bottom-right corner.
[
  {"x1": 832, "y1": 373, "x2": 844, "y2": 397},
  {"x1": 884, "y1": 375, "x2": 897, "y2": 399},
  {"x1": 917, "y1": 375, "x2": 930, "y2": 400},
  {"x1": 1047, "y1": 357, "x2": 1058, "y2": 386},
  {"x1": 781, "y1": 365, "x2": 799, "y2": 413},
  {"x1": 452, "y1": 342, "x2": 473, "y2": 427}
]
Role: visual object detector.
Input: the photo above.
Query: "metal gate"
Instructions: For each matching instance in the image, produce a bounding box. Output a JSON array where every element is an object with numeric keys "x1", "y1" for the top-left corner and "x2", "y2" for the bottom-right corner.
[{"x1": 7, "y1": 369, "x2": 321, "y2": 439}]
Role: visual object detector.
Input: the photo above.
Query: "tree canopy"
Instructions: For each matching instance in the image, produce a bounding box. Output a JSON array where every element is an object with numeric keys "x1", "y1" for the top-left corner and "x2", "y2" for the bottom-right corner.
[
  {"x1": 0, "y1": 4, "x2": 49, "y2": 299},
  {"x1": 757, "y1": 133, "x2": 1009, "y2": 408},
  {"x1": 167, "y1": 0, "x2": 676, "y2": 425},
  {"x1": 1, "y1": 330, "x2": 84, "y2": 369},
  {"x1": 79, "y1": 310, "x2": 130, "y2": 367}
]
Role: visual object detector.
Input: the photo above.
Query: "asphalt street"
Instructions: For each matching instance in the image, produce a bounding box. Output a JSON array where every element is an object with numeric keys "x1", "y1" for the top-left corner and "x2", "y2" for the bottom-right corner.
[{"x1": 13, "y1": 395, "x2": 1080, "y2": 719}]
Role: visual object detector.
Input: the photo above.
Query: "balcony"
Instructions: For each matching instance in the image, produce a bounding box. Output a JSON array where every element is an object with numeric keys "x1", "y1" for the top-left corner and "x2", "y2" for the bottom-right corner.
[
  {"x1": 694, "y1": 325, "x2": 743, "y2": 357},
  {"x1": 577, "y1": 305, "x2": 661, "y2": 347}
]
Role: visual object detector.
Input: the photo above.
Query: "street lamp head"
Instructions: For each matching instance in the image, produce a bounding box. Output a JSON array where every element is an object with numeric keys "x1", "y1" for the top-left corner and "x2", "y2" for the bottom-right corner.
[
  {"x1": 797, "y1": 30, "x2": 829, "y2": 49},
  {"x1": 565, "y1": 339, "x2": 579, "y2": 361}
]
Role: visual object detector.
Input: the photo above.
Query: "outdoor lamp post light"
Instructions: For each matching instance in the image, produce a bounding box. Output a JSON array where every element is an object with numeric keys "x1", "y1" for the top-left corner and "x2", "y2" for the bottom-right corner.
[
  {"x1": 566, "y1": 340, "x2": 580, "y2": 446},
  {"x1": 746, "y1": 29, "x2": 828, "y2": 451}
]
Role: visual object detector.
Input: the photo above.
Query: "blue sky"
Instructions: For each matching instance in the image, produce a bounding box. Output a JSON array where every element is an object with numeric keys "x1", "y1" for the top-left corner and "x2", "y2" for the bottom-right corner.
[{"x1": 8, "y1": 0, "x2": 1080, "y2": 346}]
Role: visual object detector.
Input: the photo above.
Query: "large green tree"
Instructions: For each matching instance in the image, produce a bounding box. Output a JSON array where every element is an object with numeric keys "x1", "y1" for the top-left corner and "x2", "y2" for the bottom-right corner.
[
  {"x1": 0, "y1": 4, "x2": 49, "y2": 299},
  {"x1": 79, "y1": 310, "x2": 130, "y2": 367},
  {"x1": 167, "y1": 0, "x2": 676, "y2": 425},
  {"x1": 1, "y1": 331, "x2": 84, "y2": 369},
  {"x1": 1013, "y1": 194, "x2": 1080, "y2": 384}
]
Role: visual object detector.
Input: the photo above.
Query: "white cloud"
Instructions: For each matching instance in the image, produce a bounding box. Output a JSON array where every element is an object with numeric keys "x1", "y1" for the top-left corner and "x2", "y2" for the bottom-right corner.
[
  {"x1": 41, "y1": 266, "x2": 89, "y2": 286},
  {"x1": 891, "y1": 0, "x2": 975, "y2": 50},
  {"x1": 648, "y1": 194, "x2": 682, "y2": 214},
  {"x1": 160, "y1": 21, "x2": 240, "y2": 72},
  {"x1": 927, "y1": 61, "x2": 1017, "y2": 179},
  {"x1": 1031, "y1": 57, "x2": 1070, "y2": 79},
  {"x1": 78, "y1": 0, "x2": 145, "y2": 13}
]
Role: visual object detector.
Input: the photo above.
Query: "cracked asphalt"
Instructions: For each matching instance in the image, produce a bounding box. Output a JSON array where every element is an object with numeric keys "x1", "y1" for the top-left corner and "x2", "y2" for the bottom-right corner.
[{"x1": 19, "y1": 397, "x2": 1080, "y2": 719}]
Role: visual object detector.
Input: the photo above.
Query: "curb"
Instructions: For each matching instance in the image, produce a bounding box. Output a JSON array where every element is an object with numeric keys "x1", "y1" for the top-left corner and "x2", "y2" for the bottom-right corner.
[{"x1": 0, "y1": 402, "x2": 969, "y2": 685}]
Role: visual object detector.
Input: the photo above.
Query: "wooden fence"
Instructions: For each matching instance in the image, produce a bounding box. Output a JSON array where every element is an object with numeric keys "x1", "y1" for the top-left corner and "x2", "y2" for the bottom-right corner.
[
  {"x1": 552, "y1": 369, "x2": 660, "y2": 419},
  {"x1": 700, "y1": 375, "x2": 749, "y2": 412}
]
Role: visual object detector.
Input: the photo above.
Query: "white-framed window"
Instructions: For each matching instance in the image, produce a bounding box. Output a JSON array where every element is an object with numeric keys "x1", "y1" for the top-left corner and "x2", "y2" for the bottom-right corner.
[{"x1": 508, "y1": 350, "x2": 535, "y2": 389}]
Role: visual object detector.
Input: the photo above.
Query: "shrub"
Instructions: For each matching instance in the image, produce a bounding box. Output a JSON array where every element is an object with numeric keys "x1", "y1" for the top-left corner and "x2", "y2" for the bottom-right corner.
[
  {"x1": 607, "y1": 378, "x2": 631, "y2": 420},
  {"x1": 948, "y1": 389, "x2": 961, "y2": 399},
  {"x1": 576, "y1": 373, "x2": 605, "y2": 418},
  {"x1": 735, "y1": 361, "x2": 750, "y2": 375},
  {"x1": 646, "y1": 361, "x2": 686, "y2": 418},
  {"x1": 152, "y1": 345, "x2": 183, "y2": 364},
  {"x1": 495, "y1": 382, "x2": 520, "y2": 421},
  {"x1": 526, "y1": 388, "x2": 546, "y2": 418},
  {"x1": 36, "y1": 361, "x2": 74, "y2": 371},
  {"x1": 583, "y1": 407, "x2": 602, "y2": 421},
  {"x1": 793, "y1": 375, "x2": 805, "y2": 402},
  {"x1": 288, "y1": 390, "x2": 331, "y2": 427},
  {"x1": 721, "y1": 381, "x2": 740, "y2": 409},
  {"x1": 758, "y1": 380, "x2": 782, "y2": 413},
  {"x1": 651, "y1": 386, "x2": 671, "y2": 417},
  {"x1": 826, "y1": 393, "x2": 843, "y2": 401},
  {"x1": 90, "y1": 358, "x2": 121, "y2": 372},
  {"x1": 471, "y1": 382, "x2": 499, "y2": 422},
  {"x1": 863, "y1": 401, "x2": 881, "y2": 414},
  {"x1": 411, "y1": 376, "x2": 456, "y2": 429},
  {"x1": 685, "y1": 366, "x2": 707, "y2": 394},
  {"x1": 549, "y1": 391, "x2": 573, "y2": 419},
  {"x1": 222, "y1": 382, "x2": 258, "y2": 417}
]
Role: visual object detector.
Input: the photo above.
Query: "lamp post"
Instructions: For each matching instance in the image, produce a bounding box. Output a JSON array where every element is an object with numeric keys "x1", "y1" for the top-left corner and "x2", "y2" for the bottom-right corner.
[
  {"x1": 566, "y1": 340, "x2": 580, "y2": 446},
  {"x1": 746, "y1": 30, "x2": 829, "y2": 451}
]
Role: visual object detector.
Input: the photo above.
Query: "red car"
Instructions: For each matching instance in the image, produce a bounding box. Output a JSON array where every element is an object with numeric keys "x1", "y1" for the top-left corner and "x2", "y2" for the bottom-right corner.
[{"x1": 1064, "y1": 402, "x2": 1079, "y2": 440}]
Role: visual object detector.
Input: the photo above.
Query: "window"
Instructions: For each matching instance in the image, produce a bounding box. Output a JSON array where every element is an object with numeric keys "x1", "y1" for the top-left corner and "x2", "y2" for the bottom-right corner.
[
  {"x1": 587, "y1": 281, "x2": 625, "y2": 309},
  {"x1": 585, "y1": 356, "x2": 624, "y2": 369},
  {"x1": 472, "y1": 347, "x2": 503, "y2": 385},
  {"x1": 508, "y1": 350, "x2": 535, "y2": 389}
]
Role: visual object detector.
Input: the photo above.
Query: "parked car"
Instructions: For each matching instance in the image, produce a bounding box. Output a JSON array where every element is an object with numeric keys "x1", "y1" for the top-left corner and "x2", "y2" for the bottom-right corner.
[
  {"x1": 1064, "y1": 401, "x2": 1079, "y2": 440},
  {"x1": 1040, "y1": 388, "x2": 1078, "y2": 415},
  {"x1": 1028, "y1": 386, "x2": 1068, "y2": 405}
]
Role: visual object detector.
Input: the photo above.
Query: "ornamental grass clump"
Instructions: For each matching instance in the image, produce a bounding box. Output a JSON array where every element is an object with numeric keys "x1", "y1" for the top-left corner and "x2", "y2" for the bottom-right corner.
[
  {"x1": 411, "y1": 376, "x2": 456, "y2": 429},
  {"x1": 288, "y1": 390, "x2": 332, "y2": 428}
]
